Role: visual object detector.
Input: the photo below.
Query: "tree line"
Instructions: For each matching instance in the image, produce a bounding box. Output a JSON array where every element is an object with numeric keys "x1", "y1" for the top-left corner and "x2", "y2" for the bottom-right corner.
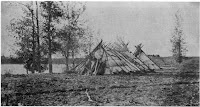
[
  {"x1": 8, "y1": 1, "x2": 93, "y2": 74},
  {"x1": 1, "y1": 55, "x2": 24, "y2": 64},
  {"x1": 1, "y1": 55, "x2": 84, "y2": 65}
]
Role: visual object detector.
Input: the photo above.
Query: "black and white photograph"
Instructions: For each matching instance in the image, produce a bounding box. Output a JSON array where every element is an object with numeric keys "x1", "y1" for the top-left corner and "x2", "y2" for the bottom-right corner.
[{"x1": 1, "y1": 1, "x2": 199, "y2": 106}]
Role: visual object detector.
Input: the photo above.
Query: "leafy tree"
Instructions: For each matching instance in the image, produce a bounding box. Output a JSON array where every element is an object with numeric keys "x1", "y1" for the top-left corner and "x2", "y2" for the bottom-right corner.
[
  {"x1": 40, "y1": 1, "x2": 63, "y2": 73},
  {"x1": 170, "y1": 10, "x2": 187, "y2": 63},
  {"x1": 10, "y1": 13, "x2": 36, "y2": 73},
  {"x1": 57, "y1": 2, "x2": 86, "y2": 70},
  {"x1": 9, "y1": 2, "x2": 47, "y2": 73},
  {"x1": 80, "y1": 26, "x2": 94, "y2": 55}
]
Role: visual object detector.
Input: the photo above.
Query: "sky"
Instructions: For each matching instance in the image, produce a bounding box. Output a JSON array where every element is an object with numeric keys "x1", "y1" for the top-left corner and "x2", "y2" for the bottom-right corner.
[{"x1": 1, "y1": 2, "x2": 199, "y2": 57}]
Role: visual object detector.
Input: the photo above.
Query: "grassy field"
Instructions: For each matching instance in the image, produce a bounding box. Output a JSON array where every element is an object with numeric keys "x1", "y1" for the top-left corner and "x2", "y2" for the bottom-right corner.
[{"x1": 1, "y1": 57, "x2": 199, "y2": 106}]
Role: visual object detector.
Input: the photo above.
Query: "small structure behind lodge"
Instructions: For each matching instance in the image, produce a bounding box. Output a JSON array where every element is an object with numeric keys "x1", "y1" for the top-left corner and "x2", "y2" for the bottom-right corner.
[{"x1": 74, "y1": 40, "x2": 161, "y2": 75}]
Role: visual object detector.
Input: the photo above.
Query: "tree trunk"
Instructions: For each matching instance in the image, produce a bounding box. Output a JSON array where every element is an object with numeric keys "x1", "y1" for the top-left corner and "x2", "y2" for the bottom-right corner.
[
  {"x1": 26, "y1": 69, "x2": 29, "y2": 74},
  {"x1": 64, "y1": 49, "x2": 69, "y2": 71},
  {"x1": 31, "y1": 8, "x2": 35, "y2": 74},
  {"x1": 65, "y1": 56, "x2": 69, "y2": 71},
  {"x1": 72, "y1": 49, "x2": 75, "y2": 68},
  {"x1": 48, "y1": 50, "x2": 53, "y2": 73},
  {"x1": 65, "y1": 35, "x2": 71, "y2": 71},
  {"x1": 61, "y1": 46, "x2": 69, "y2": 71},
  {"x1": 47, "y1": 2, "x2": 53, "y2": 73},
  {"x1": 178, "y1": 38, "x2": 182, "y2": 63},
  {"x1": 36, "y1": 1, "x2": 41, "y2": 73}
]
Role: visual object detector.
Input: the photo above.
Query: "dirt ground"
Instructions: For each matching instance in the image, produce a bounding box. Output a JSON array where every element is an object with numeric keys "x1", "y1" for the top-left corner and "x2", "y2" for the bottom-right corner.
[{"x1": 1, "y1": 70, "x2": 199, "y2": 106}]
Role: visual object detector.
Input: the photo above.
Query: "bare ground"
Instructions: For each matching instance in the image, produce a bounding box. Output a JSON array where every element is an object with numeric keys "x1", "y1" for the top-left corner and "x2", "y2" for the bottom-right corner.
[{"x1": 1, "y1": 71, "x2": 199, "y2": 106}]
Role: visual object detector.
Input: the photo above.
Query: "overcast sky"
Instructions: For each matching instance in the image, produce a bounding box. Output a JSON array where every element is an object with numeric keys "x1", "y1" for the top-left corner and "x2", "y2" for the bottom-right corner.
[{"x1": 1, "y1": 2, "x2": 199, "y2": 57}]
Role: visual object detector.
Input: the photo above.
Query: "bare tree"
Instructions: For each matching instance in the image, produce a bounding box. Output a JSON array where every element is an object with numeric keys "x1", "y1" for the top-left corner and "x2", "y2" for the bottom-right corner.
[{"x1": 170, "y1": 10, "x2": 187, "y2": 63}]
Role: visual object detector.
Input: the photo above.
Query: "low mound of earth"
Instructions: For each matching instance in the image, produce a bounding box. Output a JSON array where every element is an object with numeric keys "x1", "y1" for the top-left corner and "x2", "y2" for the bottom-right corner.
[{"x1": 1, "y1": 71, "x2": 199, "y2": 106}]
